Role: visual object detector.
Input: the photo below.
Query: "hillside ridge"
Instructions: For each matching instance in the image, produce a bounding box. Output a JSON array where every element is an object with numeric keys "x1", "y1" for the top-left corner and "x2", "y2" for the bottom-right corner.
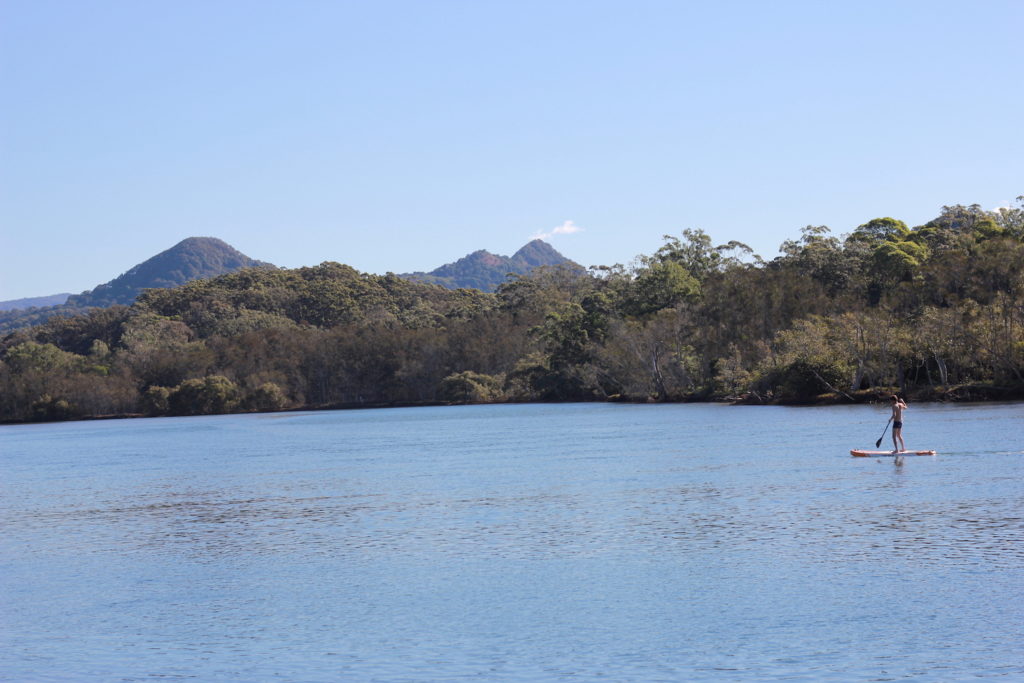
[
  {"x1": 66, "y1": 237, "x2": 274, "y2": 308},
  {"x1": 401, "y1": 239, "x2": 583, "y2": 291},
  {"x1": 0, "y1": 238, "x2": 274, "y2": 333}
]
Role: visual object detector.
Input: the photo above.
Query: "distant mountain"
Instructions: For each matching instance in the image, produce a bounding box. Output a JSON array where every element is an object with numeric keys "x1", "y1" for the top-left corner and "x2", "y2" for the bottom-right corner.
[
  {"x1": 0, "y1": 293, "x2": 72, "y2": 312},
  {"x1": 402, "y1": 239, "x2": 584, "y2": 291},
  {"x1": 67, "y1": 237, "x2": 274, "y2": 308},
  {"x1": 0, "y1": 237, "x2": 577, "y2": 334},
  {"x1": 1, "y1": 237, "x2": 273, "y2": 333}
]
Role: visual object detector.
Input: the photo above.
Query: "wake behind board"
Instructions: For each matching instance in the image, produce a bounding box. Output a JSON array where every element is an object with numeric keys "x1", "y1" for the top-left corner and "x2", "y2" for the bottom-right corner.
[{"x1": 850, "y1": 449, "x2": 936, "y2": 457}]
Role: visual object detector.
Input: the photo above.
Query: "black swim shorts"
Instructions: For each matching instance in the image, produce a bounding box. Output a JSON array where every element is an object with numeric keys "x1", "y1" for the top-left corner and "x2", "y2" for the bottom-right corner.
[{"x1": 893, "y1": 421, "x2": 903, "y2": 429}]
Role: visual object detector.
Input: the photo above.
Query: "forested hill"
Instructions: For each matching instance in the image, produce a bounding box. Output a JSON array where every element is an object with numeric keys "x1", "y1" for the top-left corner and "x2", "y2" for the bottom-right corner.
[
  {"x1": 1, "y1": 198, "x2": 1022, "y2": 422},
  {"x1": 401, "y1": 239, "x2": 584, "y2": 291},
  {"x1": 67, "y1": 237, "x2": 274, "y2": 308},
  {"x1": 0, "y1": 238, "x2": 273, "y2": 332}
]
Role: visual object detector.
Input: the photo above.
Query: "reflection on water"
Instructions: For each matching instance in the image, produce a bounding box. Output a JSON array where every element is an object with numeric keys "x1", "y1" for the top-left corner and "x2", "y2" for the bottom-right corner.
[{"x1": 1, "y1": 402, "x2": 1022, "y2": 681}]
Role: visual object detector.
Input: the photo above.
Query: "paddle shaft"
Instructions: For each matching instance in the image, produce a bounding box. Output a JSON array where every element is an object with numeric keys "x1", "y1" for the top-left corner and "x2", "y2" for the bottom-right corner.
[{"x1": 875, "y1": 417, "x2": 893, "y2": 448}]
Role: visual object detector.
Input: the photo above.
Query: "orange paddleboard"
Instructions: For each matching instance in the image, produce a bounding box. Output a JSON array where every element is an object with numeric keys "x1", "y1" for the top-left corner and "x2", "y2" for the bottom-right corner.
[{"x1": 850, "y1": 449, "x2": 936, "y2": 457}]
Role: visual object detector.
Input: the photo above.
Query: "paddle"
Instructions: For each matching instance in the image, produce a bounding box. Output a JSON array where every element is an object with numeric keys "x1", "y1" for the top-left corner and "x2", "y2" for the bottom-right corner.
[{"x1": 875, "y1": 417, "x2": 893, "y2": 448}]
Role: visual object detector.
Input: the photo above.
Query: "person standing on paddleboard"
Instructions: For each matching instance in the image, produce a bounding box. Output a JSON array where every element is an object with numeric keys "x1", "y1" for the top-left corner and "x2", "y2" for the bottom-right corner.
[{"x1": 891, "y1": 395, "x2": 907, "y2": 452}]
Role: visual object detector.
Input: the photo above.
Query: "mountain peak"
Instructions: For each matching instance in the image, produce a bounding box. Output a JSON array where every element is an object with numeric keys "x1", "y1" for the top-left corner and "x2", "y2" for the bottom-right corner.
[
  {"x1": 66, "y1": 237, "x2": 274, "y2": 308},
  {"x1": 174, "y1": 236, "x2": 233, "y2": 251},
  {"x1": 461, "y1": 250, "x2": 507, "y2": 268},
  {"x1": 511, "y1": 239, "x2": 568, "y2": 268},
  {"x1": 401, "y1": 240, "x2": 583, "y2": 292}
]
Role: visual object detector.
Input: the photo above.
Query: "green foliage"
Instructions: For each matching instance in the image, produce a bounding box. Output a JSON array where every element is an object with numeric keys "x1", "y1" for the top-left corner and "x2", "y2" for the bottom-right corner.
[
  {"x1": 31, "y1": 394, "x2": 75, "y2": 421},
  {"x1": 142, "y1": 386, "x2": 171, "y2": 416},
  {"x1": 89, "y1": 339, "x2": 111, "y2": 359},
  {"x1": 169, "y1": 376, "x2": 241, "y2": 416},
  {"x1": 527, "y1": 303, "x2": 597, "y2": 399},
  {"x1": 761, "y1": 358, "x2": 849, "y2": 402},
  {"x1": 776, "y1": 226, "x2": 857, "y2": 297},
  {"x1": 713, "y1": 344, "x2": 753, "y2": 396},
  {"x1": 593, "y1": 312, "x2": 701, "y2": 400},
  {"x1": 136, "y1": 261, "x2": 496, "y2": 333},
  {"x1": 625, "y1": 261, "x2": 700, "y2": 317},
  {"x1": 993, "y1": 196, "x2": 1024, "y2": 238},
  {"x1": 654, "y1": 229, "x2": 720, "y2": 280},
  {"x1": 118, "y1": 313, "x2": 211, "y2": 389},
  {"x1": 243, "y1": 382, "x2": 289, "y2": 412},
  {"x1": 872, "y1": 240, "x2": 930, "y2": 281},
  {"x1": 4, "y1": 341, "x2": 80, "y2": 374},
  {"x1": 847, "y1": 217, "x2": 909, "y2": 245},
  {"x1": 439, "y1": 371, "x2": 504, "y2": 403}
]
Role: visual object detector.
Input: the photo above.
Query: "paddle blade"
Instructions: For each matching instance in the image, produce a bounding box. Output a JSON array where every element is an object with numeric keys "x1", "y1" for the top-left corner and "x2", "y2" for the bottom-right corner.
[{"x1": 875, "y1": 436, "x2": 883, "y2": 448}]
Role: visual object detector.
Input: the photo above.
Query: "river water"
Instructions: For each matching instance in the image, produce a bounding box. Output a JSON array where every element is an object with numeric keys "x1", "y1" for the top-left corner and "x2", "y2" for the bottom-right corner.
[{"x1": 1, "y1": 402, "x2": 1022, "y2": 681}]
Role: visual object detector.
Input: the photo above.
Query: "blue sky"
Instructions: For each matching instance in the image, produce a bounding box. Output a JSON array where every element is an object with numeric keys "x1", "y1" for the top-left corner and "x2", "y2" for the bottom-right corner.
[{"x1": 2, "y1": 0, "x2": 1022, "y2": 300}]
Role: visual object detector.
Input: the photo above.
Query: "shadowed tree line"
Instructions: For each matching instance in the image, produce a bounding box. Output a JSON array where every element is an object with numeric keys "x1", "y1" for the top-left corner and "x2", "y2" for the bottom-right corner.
[{"x1": 2, "y1": 198, "x2": 1023, "y2": 422}]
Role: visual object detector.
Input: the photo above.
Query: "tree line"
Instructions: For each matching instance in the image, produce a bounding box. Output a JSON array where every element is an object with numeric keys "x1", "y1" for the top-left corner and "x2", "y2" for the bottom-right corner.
[{"x1": 2, "y1": 198, "x2": 1022, "y2": 422}]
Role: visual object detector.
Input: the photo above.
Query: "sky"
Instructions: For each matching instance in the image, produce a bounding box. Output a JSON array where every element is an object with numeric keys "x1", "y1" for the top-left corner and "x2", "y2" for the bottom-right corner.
[{"x1": 1, "y1": 0, "x2": 1022, "y2": 300}]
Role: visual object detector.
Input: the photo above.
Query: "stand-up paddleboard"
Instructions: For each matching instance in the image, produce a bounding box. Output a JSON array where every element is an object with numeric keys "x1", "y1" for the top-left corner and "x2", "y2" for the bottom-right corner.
[{"x1": 850, "y1": 449, "x2": 936, "y2": 457}]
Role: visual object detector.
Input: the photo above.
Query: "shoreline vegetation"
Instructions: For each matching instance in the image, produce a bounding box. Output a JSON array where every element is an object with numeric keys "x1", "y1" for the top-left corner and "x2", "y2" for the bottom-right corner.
[
  {"x1": 3, "y1": 198, "x2": 1023, "y2": 425},
  {"x1": 14, "y1": 386, "x2": 1024, "y2": 426}
]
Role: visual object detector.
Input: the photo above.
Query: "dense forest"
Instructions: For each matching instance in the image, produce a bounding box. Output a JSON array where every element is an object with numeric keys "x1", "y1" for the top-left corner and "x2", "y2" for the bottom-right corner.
[{"x1": 2, "y1": 199, "x2": 1022, "y2": 422}]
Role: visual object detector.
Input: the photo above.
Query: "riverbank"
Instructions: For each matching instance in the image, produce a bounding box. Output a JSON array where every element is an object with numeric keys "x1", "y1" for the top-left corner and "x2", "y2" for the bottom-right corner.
[
  {"x1": 4, "y1": 382, "x2": 1022, "y2": 426},
  {"x1": 732, "y1": 383, "x2": 1024, "y2": 406}
]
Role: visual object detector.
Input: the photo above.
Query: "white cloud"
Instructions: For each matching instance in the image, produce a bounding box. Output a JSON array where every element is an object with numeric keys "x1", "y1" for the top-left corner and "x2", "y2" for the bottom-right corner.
[{"x1": 532, "y1": 220, "x2": 584, "y2": 241}]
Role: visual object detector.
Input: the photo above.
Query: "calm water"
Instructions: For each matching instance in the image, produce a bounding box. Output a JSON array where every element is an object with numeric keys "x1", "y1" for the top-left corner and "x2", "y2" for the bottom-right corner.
[{"x1": 1, "y1": 402, "x2": 1022, "y2": 682}]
